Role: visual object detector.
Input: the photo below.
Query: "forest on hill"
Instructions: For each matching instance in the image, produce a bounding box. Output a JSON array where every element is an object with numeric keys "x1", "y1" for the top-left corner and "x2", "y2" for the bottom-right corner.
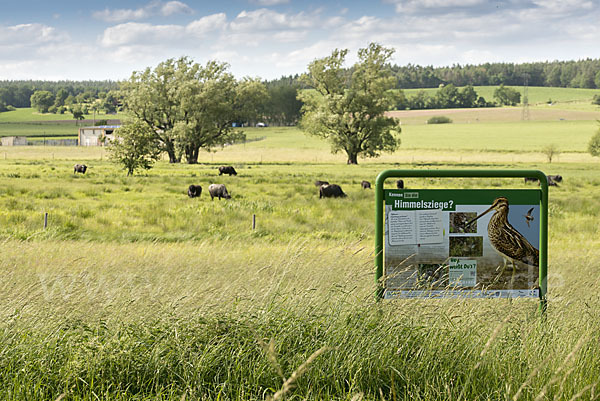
[{"x1": 1, "y1": 59, "x2": 600, "y2": 123}]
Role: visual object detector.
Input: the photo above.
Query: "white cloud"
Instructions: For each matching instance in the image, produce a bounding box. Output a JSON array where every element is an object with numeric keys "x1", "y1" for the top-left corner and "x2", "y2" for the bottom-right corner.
[
  {"x1": 0, "y1": 24, "x2": 67, "y2": 46},
  {"x1": 272, "y1": 30, "x2": 309, "y2": 42},
  {"x1": 250, "y1": 0, "x2": 290, "y2": 5},
  {"x1": 93, "y1": 1, "x2": 193, "y2": 22},
  {"x1": 186, "y1": 13, "x2": 227, "y2": 36},
  {"x1": 390, "y1": 0, "x2": 485, "y2": 13},
  {"x1": 93, "y1": 7, "x2": 150, "y2": 23},
  {"x1": 100, "y1": 22, "x2": 184, "y2": 47},
  {"x1": 230, "y1": 8, "x2": 317, "y2": 32},
  {"x1": 161, "y1": 1, "x2": 193, "y2": 16},
  {"x1": 531, "y1": 0, "x2": 594, "y2": 14}
]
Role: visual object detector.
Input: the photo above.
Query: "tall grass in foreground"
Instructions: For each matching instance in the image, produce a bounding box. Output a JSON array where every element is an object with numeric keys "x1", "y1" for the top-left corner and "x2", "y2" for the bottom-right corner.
[{"x1": 1, "y1": 238, "x2": 599, "y2": 400}]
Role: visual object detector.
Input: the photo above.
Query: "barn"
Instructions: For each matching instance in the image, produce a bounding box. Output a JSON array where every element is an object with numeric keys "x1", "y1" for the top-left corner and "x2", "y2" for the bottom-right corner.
[
  {"x1": 0, "y1": 136, "x2": 28, "y2": 146},
  {"x1": 78, "y1": 125, "x2": 120, "y2": 146}
]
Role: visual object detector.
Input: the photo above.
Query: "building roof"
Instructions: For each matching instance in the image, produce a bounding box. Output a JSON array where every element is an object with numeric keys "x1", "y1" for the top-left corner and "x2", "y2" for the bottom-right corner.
[{"x1": 81, "y1": 125, "x2": 121, "y2": 129}]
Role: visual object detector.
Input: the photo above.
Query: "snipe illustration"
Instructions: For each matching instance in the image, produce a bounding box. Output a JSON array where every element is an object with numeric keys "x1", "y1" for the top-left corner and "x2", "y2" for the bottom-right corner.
[{"x1": 466, "y1": 197, "x2": 539, "y2": 269}]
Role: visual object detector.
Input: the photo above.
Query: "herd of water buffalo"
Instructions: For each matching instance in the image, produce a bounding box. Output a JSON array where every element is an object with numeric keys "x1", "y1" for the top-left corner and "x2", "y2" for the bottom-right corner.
[
  {"x1": 71, "y1": 163, "x2": 403, "y2": 200},
  {"x1": 72, "y1": 162, "x2": 560, "y2": 200}
]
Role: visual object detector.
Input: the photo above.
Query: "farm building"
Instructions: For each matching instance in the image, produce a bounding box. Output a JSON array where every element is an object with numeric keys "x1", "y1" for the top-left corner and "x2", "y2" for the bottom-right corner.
[
  {"x1": 78, "y1": 125, "x2": 120, "y2": 146},
  {"x1": 0, "y1": 136, "x2": 28, "y2": 146}
]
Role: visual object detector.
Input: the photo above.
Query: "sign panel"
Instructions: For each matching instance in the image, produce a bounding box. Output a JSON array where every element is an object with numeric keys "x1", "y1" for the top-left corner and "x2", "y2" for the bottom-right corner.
[{"x1": 384, "y1": 189, "x2": 541, "y2": 299}]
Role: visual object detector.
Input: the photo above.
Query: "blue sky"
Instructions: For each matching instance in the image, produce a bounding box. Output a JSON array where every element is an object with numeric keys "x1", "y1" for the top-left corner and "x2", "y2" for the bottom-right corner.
[{"x1": 1, "y1": 0, "x2": 599, "y2": 81}]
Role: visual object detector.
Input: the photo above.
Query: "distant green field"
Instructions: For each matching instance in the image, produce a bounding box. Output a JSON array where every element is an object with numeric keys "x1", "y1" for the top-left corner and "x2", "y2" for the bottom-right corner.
[
  {"x1": 0, "y1": 122, "x2": 78, "y2": 137},
  {"x1": 402, "y1": 86, "x2": 600, "y2": 105},
  {"x1": 0, "y1": 107, "x2": 125, "y2": 138},
  {"x1": 241, "y1": 121, "x2": 599, "y2": 153},
  {"x1": 0, "y1": 107, "x2": 126, "y2": 123}
]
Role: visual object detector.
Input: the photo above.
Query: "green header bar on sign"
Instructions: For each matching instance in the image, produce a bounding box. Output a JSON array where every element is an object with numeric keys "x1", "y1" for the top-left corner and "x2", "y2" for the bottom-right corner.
[{"x1": 385, "y1": 189, "x2": 541, "y2": 211}]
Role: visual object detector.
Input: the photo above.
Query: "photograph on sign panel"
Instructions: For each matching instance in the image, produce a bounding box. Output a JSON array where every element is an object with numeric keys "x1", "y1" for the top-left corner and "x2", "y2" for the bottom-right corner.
[
  {"x1": 449, "y1": 236, "x2": 483, "y2": 257},
  {"x1": 449, "y1": 212, "x2": 477, "y2": 233}
]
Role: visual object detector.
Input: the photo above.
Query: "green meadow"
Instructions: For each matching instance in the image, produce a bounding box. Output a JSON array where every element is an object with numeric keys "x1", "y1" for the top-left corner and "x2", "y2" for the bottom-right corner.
[
  {"x1": 402, "y1": 86, "x2": 600, "y2": 105},
  {"x1": 1, "y1": 96, "x2": 600, "y2": 400},
  {"x1": 0, "y1": 108, "x2": 126, "y2": 139}
]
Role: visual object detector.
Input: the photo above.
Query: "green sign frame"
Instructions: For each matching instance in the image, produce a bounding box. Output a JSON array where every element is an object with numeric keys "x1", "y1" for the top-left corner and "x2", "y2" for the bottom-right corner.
[{"x1": 375, "y1": 169, "x2": 548, "y2": 312}]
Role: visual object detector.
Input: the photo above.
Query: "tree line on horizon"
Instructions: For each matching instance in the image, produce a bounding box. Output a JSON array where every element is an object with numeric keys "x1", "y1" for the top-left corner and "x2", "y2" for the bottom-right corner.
[{"x1": 2, "y1": 58, "x2": 600, "y2": 119}]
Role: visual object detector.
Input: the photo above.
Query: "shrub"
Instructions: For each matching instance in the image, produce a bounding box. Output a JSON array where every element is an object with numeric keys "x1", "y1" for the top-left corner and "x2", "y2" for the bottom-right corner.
[
  {"x1": 427, "y1": 116, "x2": 453, "y2": 124},
  {"x1": 593, "y1": 94, "x2": 600, "y2": 105},
  {"x1": 589, "y1": 128, "x2": 600, "y2": 157},
  {"x1": 542, "y1": 143, "x2": 560, "y2": 163}
]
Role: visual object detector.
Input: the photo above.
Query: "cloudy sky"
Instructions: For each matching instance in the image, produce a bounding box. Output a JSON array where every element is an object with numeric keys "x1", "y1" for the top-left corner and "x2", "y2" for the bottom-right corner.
[{"x1": 1, "y1": 0, "x2": 599, "y2": 81}]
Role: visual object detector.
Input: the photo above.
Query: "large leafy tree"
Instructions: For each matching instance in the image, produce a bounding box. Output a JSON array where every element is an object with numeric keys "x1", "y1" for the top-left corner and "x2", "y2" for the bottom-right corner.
[
  {"x1": 121, "y1": 57, "x2": 266, "y2": 164},
  {"x1": 173, "y1": 63, "x2": 267, "y2": 164},
  {"x1": 108, "y1": 120, "x2": 161, "y2": 176},
  {"x1": 298, "y1": 43, "x2": 401, "y2": 164},
  {"x1": 120, "y1": 58, "x2": 190, "y2": 163}
]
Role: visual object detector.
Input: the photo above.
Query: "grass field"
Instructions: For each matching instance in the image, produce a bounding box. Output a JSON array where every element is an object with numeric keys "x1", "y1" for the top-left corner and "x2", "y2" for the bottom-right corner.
[
  {"x1": 1, "y1": 98, "x2": 600, "y2": 400},
  {"x1": 402, "y1": 86, "x2": 600, "y2": 105},
  {"x1": 0, "y1": 107, "x2": 127, "y2": 123},
  {"x1": 0, "y1": 107, "x2": 125, "y2": 138}
]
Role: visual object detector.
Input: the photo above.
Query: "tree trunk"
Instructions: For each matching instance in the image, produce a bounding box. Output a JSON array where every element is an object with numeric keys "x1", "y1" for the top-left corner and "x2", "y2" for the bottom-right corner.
[
  {"x1": 165, "y1": 140, "x2": 179, "y2": 163},
  {"x1": 184, "y1": 144, "x2": 200, "y2": 164},
  {"x1": 347, "y1": 152, "x2": 358, "y2": 164}
]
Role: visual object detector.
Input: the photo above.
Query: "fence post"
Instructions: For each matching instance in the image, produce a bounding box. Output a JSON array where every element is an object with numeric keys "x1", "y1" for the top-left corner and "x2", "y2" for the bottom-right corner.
[
  {"x1": 44, "y1": 212, "x2": 48, "y2": 229},
  {"x1": 252, "y1": 214, "x2": 256, "y2": 230}
]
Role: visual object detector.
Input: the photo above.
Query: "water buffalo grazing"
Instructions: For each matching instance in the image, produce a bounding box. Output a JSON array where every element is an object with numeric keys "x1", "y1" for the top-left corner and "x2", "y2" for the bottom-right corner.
[
  {"x1": 218, "y1": 166, "x2": 237, "y2": 176},
  {"x1": 319, "y1": 184, "x2": 347, "y2": 198},
  {"x1": 208, "y1": 184, "x2": 231, "y2": 200},
  {"x1": 188, "y1": 185, "x2": 202, "y2": 198},
  {"x1": 396, "y1": 179, "x2": 404, "y2": 189},
  {"x1": 361, "y1": 180, "x2": 371, "y2": 189},
  {"x1": 548, "y1": 174, "x2": 563, "y2": 183},
  {"x1": 314, "y1": 180, "x2": 329, "y2": 187},
  {"x1": 73, "y1": 164, "x2": 87, "y2": 174},
  {"x1": 524, "y1": 177, "x2": 539, "y2": 184}
]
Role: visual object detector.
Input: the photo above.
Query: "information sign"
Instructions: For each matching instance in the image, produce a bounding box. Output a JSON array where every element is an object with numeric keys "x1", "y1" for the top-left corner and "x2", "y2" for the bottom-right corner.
[{"x1": 374, "y1": 170, "x2": 548, "y2": 310}]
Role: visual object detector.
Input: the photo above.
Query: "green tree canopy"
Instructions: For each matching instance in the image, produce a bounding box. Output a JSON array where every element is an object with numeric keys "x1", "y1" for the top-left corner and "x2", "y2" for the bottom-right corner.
[
  {"x1": 493, "y1": 84, "x2": 521, "y2": 106},
  {"x1": 589, "y1": 123, "x2": 600, "y2": 157},
  {"x1": 30, "y1": 90, "x2": 55, "y2": 113},
  {"x1": 298, "y1": 43, "x2": 401, "y2": 164},
  {"x1": 121, "y1": 57, "x2": 266, "y2": 164},
  {"x1": 71, "y1": 105, "x2": 85, "y2": 125},
  {"x1": 108, "y1": 121, "x2": 162, "y2": 176}
]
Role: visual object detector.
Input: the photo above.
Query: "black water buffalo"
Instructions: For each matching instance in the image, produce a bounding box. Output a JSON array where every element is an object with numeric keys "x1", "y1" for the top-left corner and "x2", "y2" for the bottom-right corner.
[
  {"x1": 314, "y1": 180, "x2": 329, "y2": 187},
  {"x1": 319, "y1": 184, "x2": 347, "y2": 198},
  {"x1": 218, "y1": 166, "x2": 237, "y2": 176},
  {"x1": 396, "y1": 179, "x2": 404, "y2": 189},
  {"x1": 188, "y1": 185, "x2": 202, "y2": 198},
  {"x1": 74, "y1": 164, "x2": 87, "y2": 174},
  {"x1": 524, "y1": 176, "x2": 560, "y2": 186},
  {"x1": 208, "y1": 184, "x2": 231, "y2": 200},
  {"x1": 361, "y1": 180, "x2": 371, "y2": 189},
  {"x1": 548, "y1": 174, "x2": 563, "y2": 183}
]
